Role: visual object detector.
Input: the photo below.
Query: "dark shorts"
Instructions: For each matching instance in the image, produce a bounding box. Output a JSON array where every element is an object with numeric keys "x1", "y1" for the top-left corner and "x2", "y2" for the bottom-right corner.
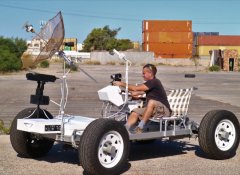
[{"x1": 133, "y1": 99, "x2": 171, "y2": 118}]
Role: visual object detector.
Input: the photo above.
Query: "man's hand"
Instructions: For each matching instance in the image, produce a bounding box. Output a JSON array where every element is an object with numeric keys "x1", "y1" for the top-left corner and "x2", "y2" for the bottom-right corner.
[
  {"x1": 113, "y1": 81, "x2": 149, "y2": 92},
  {"x1": 113, "y1": 81, "x2": 122, "y2": 86}
]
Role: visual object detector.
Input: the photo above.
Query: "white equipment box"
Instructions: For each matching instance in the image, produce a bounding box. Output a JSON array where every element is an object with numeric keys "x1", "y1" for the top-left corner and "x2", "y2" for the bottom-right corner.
[
  {"x1": 17, "y1": 116, "x2": 95, "y2": 135},
  {"x1": 98, "y1": 85, "x2": 124, "y2": 106}
]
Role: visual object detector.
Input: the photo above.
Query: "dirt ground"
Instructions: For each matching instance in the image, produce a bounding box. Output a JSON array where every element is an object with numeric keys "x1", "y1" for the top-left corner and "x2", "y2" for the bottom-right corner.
[{"x1": 0, "y1": 63, "x2": 240, "y2": 174}]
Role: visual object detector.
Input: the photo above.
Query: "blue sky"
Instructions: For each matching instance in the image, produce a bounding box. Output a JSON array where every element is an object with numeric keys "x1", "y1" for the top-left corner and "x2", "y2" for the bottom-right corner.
[{"x1": 0, "y1": 0, "x2": 240, "y2": 43}]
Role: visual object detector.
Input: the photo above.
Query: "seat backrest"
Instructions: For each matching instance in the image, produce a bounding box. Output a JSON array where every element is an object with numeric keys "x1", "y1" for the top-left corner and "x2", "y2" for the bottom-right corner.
[{"x1": 167, "y1": 87, "x2": 193, "y2": 118}]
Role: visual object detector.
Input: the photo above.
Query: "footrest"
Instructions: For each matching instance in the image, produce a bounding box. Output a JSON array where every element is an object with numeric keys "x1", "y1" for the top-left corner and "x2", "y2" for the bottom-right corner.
[
  {"x1": 161, "y1": 116, "x2": 178, "y2": 120},
  {"x1": 150, "y1": 116, "x2": 178, "y2": 123},
  {"x1": 26, "y1": 72, "x2": 57, "y2": 82}
]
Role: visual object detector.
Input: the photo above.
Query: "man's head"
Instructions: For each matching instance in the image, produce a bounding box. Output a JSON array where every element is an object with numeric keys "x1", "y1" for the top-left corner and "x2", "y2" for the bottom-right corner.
[{"x1": 142, "y1": 64, "x2": 157, "y2": 81}]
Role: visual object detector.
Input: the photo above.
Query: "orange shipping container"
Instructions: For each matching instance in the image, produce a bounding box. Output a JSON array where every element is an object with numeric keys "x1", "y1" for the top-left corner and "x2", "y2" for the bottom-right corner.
[
  {"x1": 143, "y1": 31, "x2": 193, "y2": 43},
  {"x1": 142, "y1": 20, "x2": 192, "y2": 32},
  {"x1": 143, "y1": 43, "x2": 192, "y2": 55},
  {"x1": 154, "y1": 53, "x2": 192, "y2": 58},
  {"x1": 198, "y1": 35, "x2": 240, "y2": 46}
]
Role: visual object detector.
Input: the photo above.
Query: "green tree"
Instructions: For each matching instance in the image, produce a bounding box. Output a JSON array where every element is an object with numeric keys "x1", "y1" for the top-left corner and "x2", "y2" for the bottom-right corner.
[
  {"x1": 13, "y1": 38, "x2": 28, "y2": 58},
  {"x1": 82, "y1": 25, "x2": 133, "y2": 51},
  {"x1": 117, "y1": 39, "x2": 134, "y2": 51},
  {"x1": 0, "y1": 37, "x2": 27, "y2": 72},
  {"x1": 105, "y1": 38, "x2": 118, "y2": 51}
]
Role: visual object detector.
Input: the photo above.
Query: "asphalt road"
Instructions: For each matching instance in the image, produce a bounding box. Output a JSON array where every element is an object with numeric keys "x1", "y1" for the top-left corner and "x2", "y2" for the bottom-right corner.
[
  {"x1": 1, "y1": 64, "x2": 240, "y2": 126},
  {"x1": 0, "y1": 135, "x2": 239, "y2": 175},
  {"x1": 0, "y1": 63, "x2": 240, "y2": 175}
]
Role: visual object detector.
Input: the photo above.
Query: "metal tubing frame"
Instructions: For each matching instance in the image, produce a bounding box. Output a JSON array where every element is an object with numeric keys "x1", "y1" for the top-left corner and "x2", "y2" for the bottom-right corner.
[{"x1": 58, "y1": 53, "x2": 71, "y2": 141}]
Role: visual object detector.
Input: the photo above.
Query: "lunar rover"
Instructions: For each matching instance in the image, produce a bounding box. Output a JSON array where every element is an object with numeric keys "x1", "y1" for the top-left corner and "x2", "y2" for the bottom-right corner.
[{"x1": 10, "y1": 12, "x2": 240, "y2": 175}]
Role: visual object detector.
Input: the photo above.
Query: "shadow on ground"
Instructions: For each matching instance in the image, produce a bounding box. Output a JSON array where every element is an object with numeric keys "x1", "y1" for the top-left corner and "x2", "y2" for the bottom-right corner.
[
  {"x1": 15, "y1": 139, "x2": 214, "y2": 175},
  {"x1": 16, "y1": 139, "x2": 207, "y2": 164},
  {"x1": 129, "y1": 139, "x2": 204, "y2": 161}
]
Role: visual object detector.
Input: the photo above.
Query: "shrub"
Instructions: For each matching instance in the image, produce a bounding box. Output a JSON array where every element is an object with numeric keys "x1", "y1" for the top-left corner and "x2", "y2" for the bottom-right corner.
[
  {"x1": 209, "y1": 65, "x2": 221, "y2": 72},
  {"x1": 39, "y1": 60, "x2": 50, "y2": 68},
  {"x1": 0, "y1": 48, "x2": 22, "y2": 72},
  {"x1": 65, "y1": 63, "x2": 78, "y2": 71},
  {"x1": 0, "y1": 37, "x2": 26, "y2": 72}
]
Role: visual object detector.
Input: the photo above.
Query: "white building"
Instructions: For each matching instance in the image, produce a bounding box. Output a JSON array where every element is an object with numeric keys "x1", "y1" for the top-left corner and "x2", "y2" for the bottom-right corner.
[{"x1": 26, "y1": 39, "x2": 90, "y2": 62}]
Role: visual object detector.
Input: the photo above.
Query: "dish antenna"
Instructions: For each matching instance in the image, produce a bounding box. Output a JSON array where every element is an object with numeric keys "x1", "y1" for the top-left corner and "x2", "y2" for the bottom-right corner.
[{"x1": 21, "y1": 11, "x2": 97, "y2": 82}]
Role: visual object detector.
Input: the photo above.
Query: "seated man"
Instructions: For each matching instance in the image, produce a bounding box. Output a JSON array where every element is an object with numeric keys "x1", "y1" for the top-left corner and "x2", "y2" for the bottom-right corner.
[{"x1": 113, "y1": 64, "x2": 171, "y2": 133}]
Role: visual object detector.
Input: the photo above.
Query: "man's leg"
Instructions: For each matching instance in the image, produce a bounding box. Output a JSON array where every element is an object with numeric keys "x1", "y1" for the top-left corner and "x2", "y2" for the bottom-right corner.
[
  {"x1": 141, "y1": 100, "x2": 156, "y2": 123},
  {"x1": 125, "y1": 111, "x2": 139, "y2": 130},
  {"x1": 137, "y1": 100, "x2": 156, "y2": 130}
]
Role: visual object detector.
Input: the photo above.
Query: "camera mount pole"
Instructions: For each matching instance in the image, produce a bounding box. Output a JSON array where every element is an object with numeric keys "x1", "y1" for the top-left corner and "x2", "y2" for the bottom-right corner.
[{"x1": 112, "y1": 49, "x2": 131, "y2": 104}]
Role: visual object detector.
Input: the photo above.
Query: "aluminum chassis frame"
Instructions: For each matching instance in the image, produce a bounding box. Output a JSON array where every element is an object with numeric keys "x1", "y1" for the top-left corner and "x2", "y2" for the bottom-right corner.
[{"x1": 17, "y1": 113, "x2": 196, "y2": 146}]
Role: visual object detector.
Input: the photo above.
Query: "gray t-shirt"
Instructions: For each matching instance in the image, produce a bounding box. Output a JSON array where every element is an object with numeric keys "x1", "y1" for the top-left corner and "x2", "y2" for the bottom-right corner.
[{"x1": 144, "y1": 78, "x2": 171, "y2": 111}]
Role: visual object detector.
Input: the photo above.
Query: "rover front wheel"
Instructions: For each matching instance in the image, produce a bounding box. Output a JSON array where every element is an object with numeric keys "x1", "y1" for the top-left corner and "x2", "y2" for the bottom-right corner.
[{"x1": 79, "y1": 118, "x2": 129, "y2": 175}]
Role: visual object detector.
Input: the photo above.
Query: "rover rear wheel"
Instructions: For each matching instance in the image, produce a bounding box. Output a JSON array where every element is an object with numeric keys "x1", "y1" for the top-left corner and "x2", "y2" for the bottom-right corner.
[
  {"x1": 199, "y1": 110, "x2": 240, "y2": 159},
  {"x1": 10, "y1": 108, "x2": 54, "y2": 158}
]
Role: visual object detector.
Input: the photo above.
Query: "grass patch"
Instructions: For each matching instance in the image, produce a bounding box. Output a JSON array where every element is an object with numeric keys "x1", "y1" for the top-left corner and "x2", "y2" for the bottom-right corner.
[
  {"x1": 106, "y1": 61, "x2": 116, "y2": 65},
  {"x1": 140, "y1": 62, "x2": 159, "y2": 67},
  {"x1": 83, "y1": 60, "x2": 101, "y2": 65},
  {"x1": 0, "y1": 119, "x2": 11, "y2": 134},
  {"x1": 119, "y1": 62, "x2": 125, "y2": 65},
  {"x1": 156, "y1": 62, "x2": 166, "y2": 66}
]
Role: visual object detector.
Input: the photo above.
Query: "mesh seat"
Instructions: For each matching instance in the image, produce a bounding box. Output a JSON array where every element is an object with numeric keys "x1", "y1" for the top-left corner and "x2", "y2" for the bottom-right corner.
[
  {"x1": 150, "y1": 87, "x2": 195, "y2": 135},
  {"x1": 151, "y1": 87, "x2": 194, "y2": 122}
]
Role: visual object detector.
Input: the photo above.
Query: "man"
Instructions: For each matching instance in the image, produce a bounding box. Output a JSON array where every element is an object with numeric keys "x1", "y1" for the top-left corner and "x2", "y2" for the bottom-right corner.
[{"x1": 113, "y1": 64, "x2": 171, "y2": 133}]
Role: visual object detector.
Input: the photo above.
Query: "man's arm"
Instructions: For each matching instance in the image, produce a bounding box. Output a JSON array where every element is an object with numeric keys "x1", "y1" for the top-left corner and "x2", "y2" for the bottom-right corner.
[
  {"x1": 130, "y1": 90, "x2": 146, "y2": 99},
  {"x1": 113, "y1": 81, "x2": 149, "y2": 92}
]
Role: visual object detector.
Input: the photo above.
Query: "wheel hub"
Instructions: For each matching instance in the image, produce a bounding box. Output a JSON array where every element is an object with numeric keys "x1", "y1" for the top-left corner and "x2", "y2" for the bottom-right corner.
[
  {"x1": 102, "y1": 142, "x2": 117, "y2": 155},
  {"x1": 215, "y1": 119, "x2": 236, "y2": 151},
  {"x1": 98, "y1": 131, "x2": 124, "y2": 168},
  {"x1": 218, "y1": 130, "x2": 230, "y2": 141}
]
